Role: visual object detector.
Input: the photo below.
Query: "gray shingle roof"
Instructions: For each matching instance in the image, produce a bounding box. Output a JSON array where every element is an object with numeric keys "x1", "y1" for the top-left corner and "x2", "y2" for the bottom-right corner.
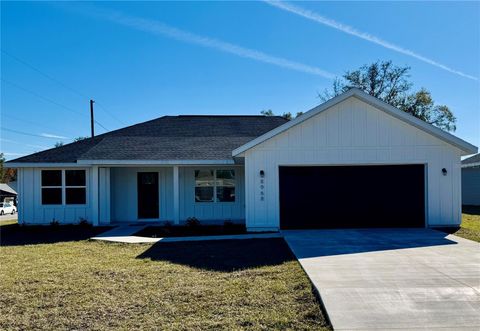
[
  {"x1": 462, "y1": 153, "x2": 480, "y2": 165},
  {"x1": 9, "y1": 115, "x2": 288, "y2": 163}
]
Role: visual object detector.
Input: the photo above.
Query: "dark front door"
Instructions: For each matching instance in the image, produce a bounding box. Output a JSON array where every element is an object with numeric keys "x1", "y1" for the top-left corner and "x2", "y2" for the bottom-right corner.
[
  {"x1": 137, "y1": 172, "x2": 159, "y2": 219},
  {"x1": 279, "y1": 165, "x2": 425, "y2": 229}
]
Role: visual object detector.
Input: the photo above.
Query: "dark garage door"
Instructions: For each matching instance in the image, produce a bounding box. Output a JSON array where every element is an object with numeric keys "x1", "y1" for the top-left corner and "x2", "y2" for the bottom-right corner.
[{"x1": 279, "y1": 165, "x2": 425, "y2": 229}]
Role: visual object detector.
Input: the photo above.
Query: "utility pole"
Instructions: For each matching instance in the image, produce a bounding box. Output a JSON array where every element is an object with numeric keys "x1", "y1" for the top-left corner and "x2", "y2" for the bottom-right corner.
[{"x1": 90, "y1": 99, "x2": 95, "y2": 138}]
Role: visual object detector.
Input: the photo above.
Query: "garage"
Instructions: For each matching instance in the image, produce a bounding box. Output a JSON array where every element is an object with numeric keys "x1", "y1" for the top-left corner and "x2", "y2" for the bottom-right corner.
[
  {"x1": 233, "y1": 89, "x2": 477, "y2": 231},
  {"x1": 279, "y1": 165, "x2": 425, "y2": 229}
]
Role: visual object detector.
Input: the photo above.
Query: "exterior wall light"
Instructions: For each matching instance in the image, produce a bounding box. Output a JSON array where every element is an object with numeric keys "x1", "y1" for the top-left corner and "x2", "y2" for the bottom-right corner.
[
  {"x1": 260, "y1": 170, "x2": 265, "y2": 177},
  {"x1": 442, "y1": 168, "x2": 447, "y2": 176}
]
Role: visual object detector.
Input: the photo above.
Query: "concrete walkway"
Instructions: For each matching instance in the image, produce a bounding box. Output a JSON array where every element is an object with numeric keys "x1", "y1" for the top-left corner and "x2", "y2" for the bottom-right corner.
[
  {"x1": 283, "y1": 229, "x2": 480, "y2": 331},
  {"x1": 92, "y1": 226, "x2": 282, "y2": 243}
]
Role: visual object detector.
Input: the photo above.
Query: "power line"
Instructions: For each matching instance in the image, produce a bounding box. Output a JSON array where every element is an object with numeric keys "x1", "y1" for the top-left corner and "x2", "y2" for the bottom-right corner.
[
  {"x1": 1, "y1": 127, "x2": 72, "y2": 140},
  {"x1": 1, "y1": 78, "x2": 109, "y2": 132},
  {"x1": 0, "y1": 138, "x2": 49, "y2": 150},
  {"x1": 1, "y1": 49, "x2": 126, "y2": 126},
  {"x1": 5, "y1": 114, "x2": 72, "y2": 136}
]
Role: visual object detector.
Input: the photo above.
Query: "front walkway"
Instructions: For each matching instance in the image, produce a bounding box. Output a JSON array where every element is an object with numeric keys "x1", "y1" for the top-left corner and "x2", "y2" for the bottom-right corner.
[
  {"x1": 92, "y1": 225, "x2": 282, "y2": 243},
  {"x1": 283, "y1": 229, "x2": 480, "y2": 331}
]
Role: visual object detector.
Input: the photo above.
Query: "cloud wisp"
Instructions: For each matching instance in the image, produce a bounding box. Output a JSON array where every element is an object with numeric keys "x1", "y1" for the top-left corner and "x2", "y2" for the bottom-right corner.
[
  {"x1": 87, "y1": 8, "x2": 336, "y2": 79},
  {"x1": 264, "y1": 0, "x2": 477, "y2": 81},
  {"x1": 41, "y1": 133, "x2": 69, "y2": 139}
]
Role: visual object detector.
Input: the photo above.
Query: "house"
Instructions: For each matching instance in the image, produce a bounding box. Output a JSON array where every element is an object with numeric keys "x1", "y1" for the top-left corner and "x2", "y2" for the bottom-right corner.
[
  {"x1": 6, "y1": 88, "x2": 478, "y2": 230},
  {"x1": 461, "y1": 153, "x2": 480, "y2": 206},
  {"x1": 0, "y1": 183, "x2": 17, "y2": 205}
]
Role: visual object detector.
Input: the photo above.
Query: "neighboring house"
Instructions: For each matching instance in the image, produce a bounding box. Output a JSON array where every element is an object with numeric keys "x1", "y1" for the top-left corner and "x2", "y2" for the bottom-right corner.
[
  {"x1": 461, "y1": 153, "x2": 480, "y2": 206},
  {"x1": 0, "y1": 183, "x2": 17, "y2": 205},
  {"x1": 6, "y1": 89, "x2": 478, "y2": 230}
]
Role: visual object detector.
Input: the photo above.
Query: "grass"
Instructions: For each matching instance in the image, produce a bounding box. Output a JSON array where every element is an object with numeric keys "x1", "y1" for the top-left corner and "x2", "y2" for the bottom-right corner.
[
  {"x1": 0, "y1": 223, "x2": 330, "y2": 330},
  {"x1": 454, "y1": 205, "x2": 480, "y2": 242},
  {"x1": 437, "y1": 205, "x2": 480, "y2": 243},
  {"x1": 135, "y1": 223, "x2": 251, "y2": 238},
  {"x1": 0, "y1": 219, "x2": 18, "y2": 226}
]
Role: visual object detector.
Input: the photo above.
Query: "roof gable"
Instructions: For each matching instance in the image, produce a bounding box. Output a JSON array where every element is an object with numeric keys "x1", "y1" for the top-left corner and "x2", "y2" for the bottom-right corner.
[{"x1": 232, "y1": 88, "x2": 477, "y2": 156}]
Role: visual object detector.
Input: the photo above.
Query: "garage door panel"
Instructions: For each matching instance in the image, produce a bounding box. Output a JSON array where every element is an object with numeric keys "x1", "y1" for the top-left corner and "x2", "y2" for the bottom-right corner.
[{"x1": 279, "y1": 165, "x2": 425, "y2": 229}]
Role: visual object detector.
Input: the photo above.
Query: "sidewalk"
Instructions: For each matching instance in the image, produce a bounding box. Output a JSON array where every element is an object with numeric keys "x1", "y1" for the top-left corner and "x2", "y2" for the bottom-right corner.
[{"x1": 91, "y1": 226, "x2": 282, "y2": 244}]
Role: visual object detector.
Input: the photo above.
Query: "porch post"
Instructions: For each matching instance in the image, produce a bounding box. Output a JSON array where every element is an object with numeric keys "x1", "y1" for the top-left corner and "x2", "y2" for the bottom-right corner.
[
  {"x1": 173, "y1": 165, "x2": 180, "y2": 224},
  {"x1": 98, "y1": 167, "x2": 111, "y2": 224},
  {"x1": 91, "y1": 166, "x2": 99, "y2": 226}
]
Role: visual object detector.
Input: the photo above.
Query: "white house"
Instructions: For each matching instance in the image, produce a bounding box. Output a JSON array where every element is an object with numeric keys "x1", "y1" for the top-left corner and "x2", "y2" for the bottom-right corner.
[
  {"x1": 7, "y1": 89, "x2": 477, "y2": 230},
  {"x1": 461, "y1": 154, "x2": 480, "y2": 206}
]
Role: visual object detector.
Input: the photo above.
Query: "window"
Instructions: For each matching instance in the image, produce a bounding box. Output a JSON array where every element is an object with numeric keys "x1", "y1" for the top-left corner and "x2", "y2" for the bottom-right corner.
[
  {"x1": 216, "y1": 170, "x2": 235, "y2": 202},
  {"x1": 65, "y1": 170, "x2": 86, "y2": 204},
  {"x1": 195, "y1": 170, "x2": 214, "y2": 202},
  {"x1": 42, "y1": 170, "x2": 62, "y2": 205},
  {"x1": 41, "y1": 170, "x2": 87, "y2": 205},
  {"x1": 194, "y1": 169, "x2": 235, "y2": 203}
]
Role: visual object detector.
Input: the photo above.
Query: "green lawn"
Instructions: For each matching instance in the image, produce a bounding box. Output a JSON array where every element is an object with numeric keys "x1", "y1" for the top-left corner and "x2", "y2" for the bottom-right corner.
[
  {"x1": 0, "y1": 223, "x2": 330, "y2": 330},
  {"x1": 452, "y1": 205, "x2": 480, "y2": 242}
]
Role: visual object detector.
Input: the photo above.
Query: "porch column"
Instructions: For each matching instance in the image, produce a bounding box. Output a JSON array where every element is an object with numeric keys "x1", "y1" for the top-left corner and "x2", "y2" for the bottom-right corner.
[
  {"x1": 91, "y1": 166, "x2": 99, "y2": 226},
  {"x1": 98, "y1": 167, "x2": 111, "y2": 224},
  {"x1": 173, "y1": 165, "x2": 180, "y2": 224}
]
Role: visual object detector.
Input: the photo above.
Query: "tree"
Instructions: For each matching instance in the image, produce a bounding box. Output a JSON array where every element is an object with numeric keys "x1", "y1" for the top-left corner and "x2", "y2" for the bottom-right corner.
[
  {"x1": 260, "y1": 110, "x2": 304, "y2": 121},
  {"x1": 0, "y1": 153, "x2": 17, "y2": 183},
  {"x1": 74, "y1": 136, "x2": 89, "y2": 142},
  {"x1": 54, "y1": 142, "x2": 64, "y2": 148},
  {"x1": 320, "y1": 61, "x2": 456, "y2": 132}
]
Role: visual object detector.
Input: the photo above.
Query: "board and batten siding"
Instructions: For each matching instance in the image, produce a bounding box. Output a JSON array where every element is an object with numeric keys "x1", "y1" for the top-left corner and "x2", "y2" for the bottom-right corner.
[
  {"x1": 462, "y1": 167, "x2": 480, "y2": 205},
  {"x1": 244, "y1": 96, "x2": 463, "y2": 230},
  {"x1": 16, "y1": 167, "x2": 93, "y2": 224},
  {"x1": 178, "y1": 166, "x2": 245, "y2": 222},
  {"x1": 110, "y1": 166, "x2": 245, "y2": 223},
  {"x1": 110, "y1": 167, "x2": 174, "y2": 222}
]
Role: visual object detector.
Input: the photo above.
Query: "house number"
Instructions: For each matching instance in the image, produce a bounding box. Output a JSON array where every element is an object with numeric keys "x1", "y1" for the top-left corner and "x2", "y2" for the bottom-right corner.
[{"x1": 259, "y1": 178, "x2": 265, "y2": 201}]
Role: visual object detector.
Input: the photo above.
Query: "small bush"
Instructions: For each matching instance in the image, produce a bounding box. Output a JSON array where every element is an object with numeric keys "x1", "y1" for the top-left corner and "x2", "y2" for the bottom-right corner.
[
  {"x1": 50, "y1": 219, "x2": 60, "y2": 226},
  {"x1": 185, "y1": 217, "x2": 200, "y2": 227},
  {"x1": 78, "y1": 218, "x2": 91, "y2": 227},
  {"x1": 223, "y1": 220, "x2": 234, "y2": 227}
]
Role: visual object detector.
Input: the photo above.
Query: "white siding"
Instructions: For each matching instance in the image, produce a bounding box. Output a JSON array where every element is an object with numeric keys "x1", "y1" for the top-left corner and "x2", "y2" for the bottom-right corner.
[
  {"x1": 244, "y1": 96, "x2": 463, "y2": 230},
  {"x1": 109, "y1": 166, "x2": 245, "y2": 223},
  {"x1": 110, "y1": 167, "x2": 174, "y2": 222},
  {"x1": 179, "y1": 166, "x2": 245, "y2": 222},
  {"x1": 17, "y1": 167, "x2": 93, "y2": 225},
  {"x1": 462, "y1": 167, "x2": 480, "y2": 205}
]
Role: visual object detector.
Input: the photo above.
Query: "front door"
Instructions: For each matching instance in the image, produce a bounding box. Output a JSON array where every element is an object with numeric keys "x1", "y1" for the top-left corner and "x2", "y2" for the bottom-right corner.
[{"x1": 137, "y1": 172, "x2": 159, "y2": 219}]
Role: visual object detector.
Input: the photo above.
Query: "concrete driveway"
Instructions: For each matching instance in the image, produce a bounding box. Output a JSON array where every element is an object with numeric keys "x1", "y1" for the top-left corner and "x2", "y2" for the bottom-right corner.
[{"x1": 283, "y1": 229, "x2": 480, "y2": 330}]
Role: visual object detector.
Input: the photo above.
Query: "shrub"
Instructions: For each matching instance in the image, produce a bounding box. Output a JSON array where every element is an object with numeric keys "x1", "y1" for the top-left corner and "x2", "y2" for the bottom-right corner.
[
  {"x1": 223, "y1": 220, "x2": 234, "y2": 227},
  {"x1": 185, "y1": 217, "x2": 200, "y2": 227},
  {"x1": 50, "y1": 219, "x2": 60, "y2": 226},
  {"x1": 78, "y1": 218, "x2": 90, "y2": 227}
]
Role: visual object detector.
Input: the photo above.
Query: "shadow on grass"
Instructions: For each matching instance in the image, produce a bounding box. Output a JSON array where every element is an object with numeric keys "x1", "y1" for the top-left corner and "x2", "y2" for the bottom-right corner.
[
  {"x1": 137, "y1": 238, "x2": 294, "y2": 272},
  {"x1": 135, "y1": 224, "x2": 249, "y2": 238},
  {"x1": 463, "y1": 205, "x2": 480, "y2": 215},
  {"x1": 0, "y1": 224, "x2": 112, "y2": 246}
]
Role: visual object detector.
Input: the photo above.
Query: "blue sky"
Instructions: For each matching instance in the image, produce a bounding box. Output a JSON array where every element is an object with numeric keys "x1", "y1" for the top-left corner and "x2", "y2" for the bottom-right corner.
[{"x1": 1, "y1": 1, "x2": 479, "y2": 160}]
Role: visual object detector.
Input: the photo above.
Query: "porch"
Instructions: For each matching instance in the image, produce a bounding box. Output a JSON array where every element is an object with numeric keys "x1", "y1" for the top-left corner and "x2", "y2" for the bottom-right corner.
[{"x1": 93, "y1": 165, "x2": 245, "y2": 226}]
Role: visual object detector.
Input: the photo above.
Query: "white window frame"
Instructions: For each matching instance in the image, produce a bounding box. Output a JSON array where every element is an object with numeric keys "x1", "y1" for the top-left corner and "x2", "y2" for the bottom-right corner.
[
  {"x1": 40, "y1": 169, "x2": 88, "y2": 206},
  {"x1": 41, "y1": 170, "x2": 63, "y2": 205},
  {"x1": 65, "y1": 170, "x2": 87, "y2": 205},
  {"x1": 194, "y1": 169, "x2": 235, "y2": 203}
]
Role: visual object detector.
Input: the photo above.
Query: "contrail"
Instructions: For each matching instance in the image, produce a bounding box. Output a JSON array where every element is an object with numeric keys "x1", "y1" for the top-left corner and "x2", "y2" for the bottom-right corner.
[
  {"x1": 92, "y1": 9, "x2": 336, "y2": 79},
  {"x1": 41, "y1": 133, "x2": 69, "y2": 139},
  {"x1": 264, "y1": 0, "x2": 477, "y2": 81}
]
